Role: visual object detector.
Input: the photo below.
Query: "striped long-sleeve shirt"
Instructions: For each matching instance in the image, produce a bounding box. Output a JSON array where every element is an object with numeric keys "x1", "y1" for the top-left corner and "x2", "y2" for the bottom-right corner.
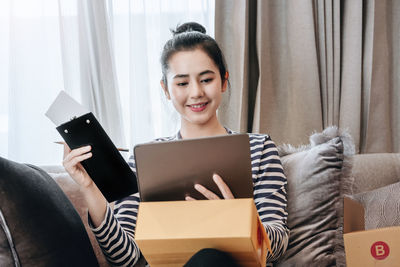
[{"x1": 90, "y1": 129, "x2": 289, "y2": 266}]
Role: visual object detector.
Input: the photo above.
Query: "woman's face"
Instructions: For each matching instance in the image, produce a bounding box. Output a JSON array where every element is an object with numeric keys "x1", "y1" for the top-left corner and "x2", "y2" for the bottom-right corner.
[{"x1": 162, "y1": 48, "x2": 227, "y2": 129}]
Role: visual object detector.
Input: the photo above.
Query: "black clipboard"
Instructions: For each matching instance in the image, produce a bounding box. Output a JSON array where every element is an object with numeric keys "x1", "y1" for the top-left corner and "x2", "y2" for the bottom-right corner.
[{"x1": 56, "y1": 112, "x2": 138, "y2": 202}]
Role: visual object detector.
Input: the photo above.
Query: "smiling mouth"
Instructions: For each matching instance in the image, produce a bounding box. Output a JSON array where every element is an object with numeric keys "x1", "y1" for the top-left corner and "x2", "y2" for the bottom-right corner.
[{"x1": 187, "y1": 102, "x2": 208, "y2": 112}]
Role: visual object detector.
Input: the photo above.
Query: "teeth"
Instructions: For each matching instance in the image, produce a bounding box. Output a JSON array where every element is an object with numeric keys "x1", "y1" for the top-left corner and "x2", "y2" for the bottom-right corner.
[{"x1": 192, "y1": 103, "x2": 206, "y2": 108}]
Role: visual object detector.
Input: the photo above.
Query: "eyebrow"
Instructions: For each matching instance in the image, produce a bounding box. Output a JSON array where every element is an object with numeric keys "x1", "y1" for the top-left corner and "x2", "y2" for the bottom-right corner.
[{"x1": 172, "y1": 70, "x2": 215, "y2": 79}]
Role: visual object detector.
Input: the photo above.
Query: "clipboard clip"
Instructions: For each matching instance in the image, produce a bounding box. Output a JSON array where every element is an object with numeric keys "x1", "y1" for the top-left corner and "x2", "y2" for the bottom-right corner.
[{"x1": 70, "y1": 115, "x2": 91, "y2": 124}]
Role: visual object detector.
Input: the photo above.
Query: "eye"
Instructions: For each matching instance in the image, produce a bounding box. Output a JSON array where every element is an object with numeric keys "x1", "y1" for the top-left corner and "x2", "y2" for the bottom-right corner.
[
  {"x1": 201, "y1": 78, "x2": 213, "y2": 83},
  {"x1": 177, "y1": 82, "x2": 188, "y2": 87}
]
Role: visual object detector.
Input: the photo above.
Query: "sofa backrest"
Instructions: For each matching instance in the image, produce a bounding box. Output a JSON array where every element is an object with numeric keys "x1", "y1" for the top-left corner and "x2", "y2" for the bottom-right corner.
[{"x1": 352, "y1": 153, "x2": 400, "y2": 194}]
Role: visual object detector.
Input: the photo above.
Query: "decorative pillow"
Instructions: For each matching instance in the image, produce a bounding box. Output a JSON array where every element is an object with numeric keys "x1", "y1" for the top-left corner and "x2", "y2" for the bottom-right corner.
[
  {"x1": 275, "y1": 126, "x2": 355, "y2": 267},
  {"x1": 351, "y1": 181, "x2": 400, "y2": 230},
  {"x1": 0, "y1": 157, "x2": 99, "y2": 266}
]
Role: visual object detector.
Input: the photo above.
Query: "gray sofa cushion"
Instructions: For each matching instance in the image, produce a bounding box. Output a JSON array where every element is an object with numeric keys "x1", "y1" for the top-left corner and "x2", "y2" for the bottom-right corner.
[
  {"x1": 275, "y1": 127, "x2": 354, "y2": 267},
  {"x1": 0, "y1": 157, "x2": 99, "y2": 267},
  {"x1": 352, "y1": 181, "x2": 400, "y2": 230}
]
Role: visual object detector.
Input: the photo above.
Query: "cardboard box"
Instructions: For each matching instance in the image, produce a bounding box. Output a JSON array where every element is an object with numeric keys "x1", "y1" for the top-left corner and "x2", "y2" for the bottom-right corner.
[
  {"x1": 343, "y1": 197, "x2": 400, "y2": 267},
  {"x1": 135, "y1": 198, "x2": 271, "y2": 267}
]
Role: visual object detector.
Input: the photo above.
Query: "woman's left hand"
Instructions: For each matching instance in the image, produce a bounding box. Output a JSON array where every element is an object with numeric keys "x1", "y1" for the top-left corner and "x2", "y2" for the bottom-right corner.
[{"x1": 186, "y1": 173, "x2": 234, "y2": 200}]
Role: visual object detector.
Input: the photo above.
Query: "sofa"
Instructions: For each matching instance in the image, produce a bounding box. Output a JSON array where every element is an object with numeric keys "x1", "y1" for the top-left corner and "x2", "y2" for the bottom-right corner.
[{"x1": 1, "y1": 127, "x2": 399, "y2": 266}]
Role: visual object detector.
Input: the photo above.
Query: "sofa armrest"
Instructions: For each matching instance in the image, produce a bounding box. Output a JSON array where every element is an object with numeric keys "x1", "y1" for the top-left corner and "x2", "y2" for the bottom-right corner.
[{"x1": 40, "y1": 165, "x2": 109, "y2": 267}]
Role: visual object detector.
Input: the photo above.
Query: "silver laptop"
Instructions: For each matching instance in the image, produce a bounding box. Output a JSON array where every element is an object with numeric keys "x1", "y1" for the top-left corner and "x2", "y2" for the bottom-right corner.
[{"x1": 134, "y1": 134, "x2": 253, "y2": 202}]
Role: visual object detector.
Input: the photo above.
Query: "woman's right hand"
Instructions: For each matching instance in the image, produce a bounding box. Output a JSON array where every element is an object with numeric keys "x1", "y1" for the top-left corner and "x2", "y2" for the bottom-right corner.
[
  {"x1": 62, "y1": 143, "x2": 94, "y2": 189},
  {"x1": 62, "y1": 143, "x2": 108, "y2": 227}
]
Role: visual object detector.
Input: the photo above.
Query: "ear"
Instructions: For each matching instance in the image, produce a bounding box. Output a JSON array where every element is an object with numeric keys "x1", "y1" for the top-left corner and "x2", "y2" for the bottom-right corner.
[
  {"x1": 160, "y1": 80, "x2": 171, "y2": 100},
  {"x1": 221, "y1": 72, "x2": 229, "y2": 93}
]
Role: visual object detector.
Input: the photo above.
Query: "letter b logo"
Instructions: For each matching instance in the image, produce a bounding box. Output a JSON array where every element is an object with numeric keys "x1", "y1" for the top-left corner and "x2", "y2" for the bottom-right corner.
[{"x1": 370, "y1": 241, "x2": 390, "y2": 260}]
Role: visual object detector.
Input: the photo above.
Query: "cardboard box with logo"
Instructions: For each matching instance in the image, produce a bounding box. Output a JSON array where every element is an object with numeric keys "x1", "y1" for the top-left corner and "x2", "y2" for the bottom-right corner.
[
  {"x1": 343, "y1": 197, "x2": 400, "y2": 267},
  {"x1": 135, "y1": 198, "x2": 271, "y2": 267}
]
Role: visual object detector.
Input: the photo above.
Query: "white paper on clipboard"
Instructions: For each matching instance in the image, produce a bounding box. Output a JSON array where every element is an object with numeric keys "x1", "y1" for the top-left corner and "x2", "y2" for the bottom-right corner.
[{"x1": 45, "y1": 91, "x2": 89, "y2": 126}]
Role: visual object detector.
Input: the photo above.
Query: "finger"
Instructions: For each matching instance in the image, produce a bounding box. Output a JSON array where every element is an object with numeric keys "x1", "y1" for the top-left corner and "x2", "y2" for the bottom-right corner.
[
  {"x1": 63, "y1": 143, "x2": 71, "y2": 159},
  {"x1": 185, "y1": 196, "x2": 196, "y2": 201},
  {"x1": 213, "y1": 174, "x2": 234, "y2": 199},
  {"x1": 64, "y1": 145, "x2": 92, "y2": 162},
  {"x1": 194, "y1": 184, "x2": 220, "y2": 200},
  {"x1": 71, "y1": 152, "x2": 92, "y2": 165},
  {"x1": 64, "y1": 152, "x2": 92, "y2": 171}
]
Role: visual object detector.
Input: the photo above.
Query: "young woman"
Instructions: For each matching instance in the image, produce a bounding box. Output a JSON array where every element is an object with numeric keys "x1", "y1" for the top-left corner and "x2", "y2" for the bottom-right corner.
[{"x1": 63, "y1": 22, "x2": 289, "y2": 266}]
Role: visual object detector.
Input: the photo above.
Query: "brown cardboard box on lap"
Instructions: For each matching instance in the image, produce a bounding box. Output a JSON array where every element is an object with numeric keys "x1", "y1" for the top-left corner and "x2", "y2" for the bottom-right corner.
[
  {"x1": 343, "y1": 197, "x2": 400, "y2": 267},
  {"x1": 135, "y1": 198, "x2": 271, "y2": 267}
]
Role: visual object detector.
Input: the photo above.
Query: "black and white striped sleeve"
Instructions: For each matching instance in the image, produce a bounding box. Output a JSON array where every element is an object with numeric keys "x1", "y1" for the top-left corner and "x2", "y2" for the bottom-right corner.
[{"x1": 249, "y1": 134, "x2": 289, "y2": 262}]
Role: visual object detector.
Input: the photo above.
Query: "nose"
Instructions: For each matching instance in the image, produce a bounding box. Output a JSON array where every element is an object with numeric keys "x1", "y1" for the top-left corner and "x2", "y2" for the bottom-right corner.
[{"x1": 189, "y1": 81, "x2": 204, "y2": 99}]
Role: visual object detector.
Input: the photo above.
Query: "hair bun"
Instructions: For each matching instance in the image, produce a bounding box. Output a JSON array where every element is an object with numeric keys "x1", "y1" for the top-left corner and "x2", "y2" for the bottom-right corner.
[{"x1": 172, "y1": 22, "x2": 206, "y2": 36}]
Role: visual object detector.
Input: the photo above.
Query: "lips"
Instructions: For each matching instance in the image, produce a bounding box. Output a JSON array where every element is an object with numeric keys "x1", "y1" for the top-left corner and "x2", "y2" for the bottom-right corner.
[{"x1": 187, "y1": 102, "x2": 208, "y2": 112}]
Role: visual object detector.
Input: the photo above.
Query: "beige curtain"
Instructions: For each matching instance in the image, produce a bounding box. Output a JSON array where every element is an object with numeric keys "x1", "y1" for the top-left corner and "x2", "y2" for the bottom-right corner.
[
  {"x1": 215, "y1": 0, "x2": 253, "y2": 133},
  {"x1": 215, "y1": 0, "x2": 400, "y2": 153}
]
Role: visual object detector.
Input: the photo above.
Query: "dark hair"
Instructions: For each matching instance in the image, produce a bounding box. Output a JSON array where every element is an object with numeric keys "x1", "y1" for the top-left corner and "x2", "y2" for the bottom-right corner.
[{"x1": 161, "y1": 22, "x2": 228, "y2": 87}]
